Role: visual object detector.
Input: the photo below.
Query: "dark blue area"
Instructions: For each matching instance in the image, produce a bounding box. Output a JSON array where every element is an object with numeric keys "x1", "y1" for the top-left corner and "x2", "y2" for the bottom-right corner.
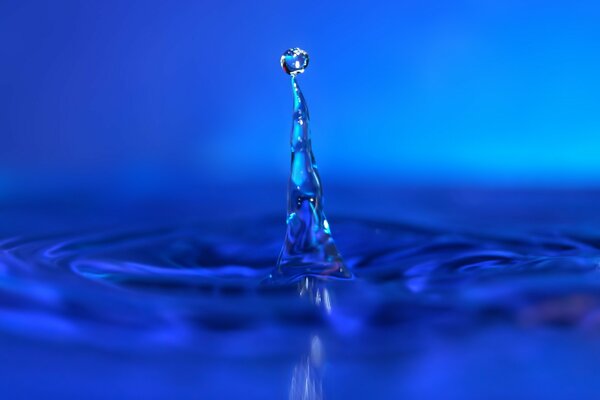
[{"x1": 1, "y1": 187, "x2": 600, "y2": 398}]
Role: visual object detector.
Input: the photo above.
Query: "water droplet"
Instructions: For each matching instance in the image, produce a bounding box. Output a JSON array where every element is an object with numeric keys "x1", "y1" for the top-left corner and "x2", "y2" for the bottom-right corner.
[
  {"x1": 270, "y1": 48, "x2": 351, "y2": 283},
  {"x1": 280, "y1": 48, "x2": 309, "y2": 76}
]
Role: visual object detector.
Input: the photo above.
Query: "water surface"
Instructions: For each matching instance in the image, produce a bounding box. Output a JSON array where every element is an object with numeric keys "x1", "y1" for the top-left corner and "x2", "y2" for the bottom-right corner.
[{"x1": 1, "y1": 187, "x2": 600, "y2": 399}]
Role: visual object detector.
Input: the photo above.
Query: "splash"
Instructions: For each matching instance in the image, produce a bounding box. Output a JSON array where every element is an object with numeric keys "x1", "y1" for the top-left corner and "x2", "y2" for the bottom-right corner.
[{"x1": 271, "y1": 48, "x2": 352, "y2": 283}]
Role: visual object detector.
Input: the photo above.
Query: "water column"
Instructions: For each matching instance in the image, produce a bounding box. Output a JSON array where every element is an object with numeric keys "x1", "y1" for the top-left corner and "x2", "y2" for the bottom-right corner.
[{"x1": 272, "y1": 48, "x2": 352, "y2": 282}]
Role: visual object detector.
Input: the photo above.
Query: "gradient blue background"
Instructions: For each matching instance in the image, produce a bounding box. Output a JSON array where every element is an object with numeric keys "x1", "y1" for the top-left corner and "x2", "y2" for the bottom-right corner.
[
  {"x1": 1, "y1": 0, "x2": 600, "y2": 198},
  {"x1": 2, "y1": 3, "x2": 600, "y2": 399}
]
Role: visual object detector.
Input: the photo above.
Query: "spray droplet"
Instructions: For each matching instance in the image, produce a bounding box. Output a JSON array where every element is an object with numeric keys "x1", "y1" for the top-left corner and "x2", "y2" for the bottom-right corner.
[{"x1": 280, "y1": 48, "x2": 309, "y2": 76}]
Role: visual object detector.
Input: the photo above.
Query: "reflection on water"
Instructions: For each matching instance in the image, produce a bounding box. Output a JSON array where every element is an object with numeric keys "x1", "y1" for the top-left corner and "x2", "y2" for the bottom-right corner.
[
  {"x1": 290, "y1": 278, "x2": 332, "y2": 400},
  {"x1": 290, "y1": 335, "x2": 324, "y2": 400},
  {"x1": 299, "y1": 277, "x2": 332, "y2": 315}
]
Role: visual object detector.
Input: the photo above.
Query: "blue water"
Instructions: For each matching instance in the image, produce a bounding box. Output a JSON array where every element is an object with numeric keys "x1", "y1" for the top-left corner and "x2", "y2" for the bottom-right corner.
[
  {"x1": 275, "y1": 48, "x2": 350, "y2": 282},
  {"x1": 1, "y1": 187, "x2": 600, "y2": 399}
]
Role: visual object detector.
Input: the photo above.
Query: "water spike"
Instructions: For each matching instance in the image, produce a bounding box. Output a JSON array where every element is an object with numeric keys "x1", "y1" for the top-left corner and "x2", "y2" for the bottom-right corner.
[{"x1": 270, "y1": 48, "x2": 352, "y2": 283}]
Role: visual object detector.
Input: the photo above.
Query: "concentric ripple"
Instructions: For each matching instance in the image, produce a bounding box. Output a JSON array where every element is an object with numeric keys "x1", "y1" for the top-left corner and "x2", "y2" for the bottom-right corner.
[{"x1": 1, "y1": 214, "x2": 600, "y2": 352}]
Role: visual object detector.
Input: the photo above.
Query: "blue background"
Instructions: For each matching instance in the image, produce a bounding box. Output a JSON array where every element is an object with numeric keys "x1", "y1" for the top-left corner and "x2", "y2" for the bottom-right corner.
[
  {"x1": 1, "y1": 0, "x2": 599, "y2": 198},
  {"x1": 2, "y1": 3, "x2": 600, "y2": 399}
]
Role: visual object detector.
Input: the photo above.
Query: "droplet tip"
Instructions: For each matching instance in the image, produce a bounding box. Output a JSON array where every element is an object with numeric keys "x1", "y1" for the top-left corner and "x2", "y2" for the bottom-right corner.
[{"x1": 280, "y1": 48, "x2": 309, "y2": 76}]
